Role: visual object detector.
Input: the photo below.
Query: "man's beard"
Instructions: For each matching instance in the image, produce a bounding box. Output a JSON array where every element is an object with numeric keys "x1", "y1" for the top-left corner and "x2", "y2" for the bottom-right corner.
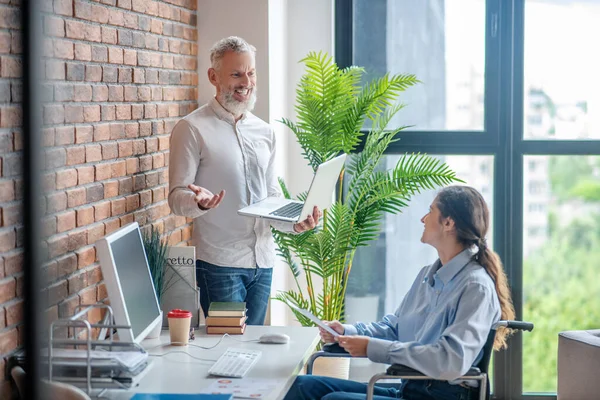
[{"x1": 219, "y1": 87, "x2": 257, "y2": 116}]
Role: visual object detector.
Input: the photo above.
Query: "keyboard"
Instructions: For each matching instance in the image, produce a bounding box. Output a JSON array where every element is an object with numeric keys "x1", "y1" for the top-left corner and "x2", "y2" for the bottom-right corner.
[
  {"x1": 207, "y1": 348, "x2": 262, "y2": 378},
  {"x1": 269, "y1": 202, "x2": 303, "y2": 218}
]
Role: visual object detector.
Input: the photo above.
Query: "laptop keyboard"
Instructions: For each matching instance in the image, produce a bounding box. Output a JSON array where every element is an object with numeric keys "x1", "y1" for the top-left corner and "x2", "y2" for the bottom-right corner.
[{"x1": 269, "y1": 202, "x2": 303, "y2": 218}]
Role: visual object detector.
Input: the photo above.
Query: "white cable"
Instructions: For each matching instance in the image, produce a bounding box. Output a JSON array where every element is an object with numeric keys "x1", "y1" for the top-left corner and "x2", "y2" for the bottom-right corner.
[
  {"x1": 145, "y1": 333, "x2": 260, "y2": 359},
  {"x1": 148, "y1": 351, "x2": 216, "y2": 362}
]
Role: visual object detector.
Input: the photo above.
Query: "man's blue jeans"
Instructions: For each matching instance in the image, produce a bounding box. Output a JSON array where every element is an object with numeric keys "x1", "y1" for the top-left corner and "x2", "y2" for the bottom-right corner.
[
  {"x1": 196, "y1": 260, "x2": 273, "y2": 325},
  {"x1": 284, "y1": 375, "x2": 477, "y2": 400}
]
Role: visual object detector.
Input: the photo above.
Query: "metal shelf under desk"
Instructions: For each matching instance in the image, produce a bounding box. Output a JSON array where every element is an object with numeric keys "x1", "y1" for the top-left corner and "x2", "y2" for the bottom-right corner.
[{"x1": 45, "y1": 303, "x2": 151, "y2": 397}]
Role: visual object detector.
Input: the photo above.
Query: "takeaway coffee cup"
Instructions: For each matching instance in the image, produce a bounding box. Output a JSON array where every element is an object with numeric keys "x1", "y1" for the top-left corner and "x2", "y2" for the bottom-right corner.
[{"x1": 167, "y1": 309, "x2": 192, "y2": 345}]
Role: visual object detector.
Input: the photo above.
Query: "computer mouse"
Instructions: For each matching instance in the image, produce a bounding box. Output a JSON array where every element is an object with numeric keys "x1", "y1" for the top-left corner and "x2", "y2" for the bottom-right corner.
[{"x1": 258, "y1": 333, "x2": 290, "y2": 344}]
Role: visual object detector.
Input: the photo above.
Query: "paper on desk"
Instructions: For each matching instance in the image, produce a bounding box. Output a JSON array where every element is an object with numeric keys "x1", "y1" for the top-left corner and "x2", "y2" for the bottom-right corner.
[
  {"x1": 200, "y1": 378, "x2": 278, "y2": 399},
  {"x1": 287, "y1": 303, "x2": 340, "y2": 337}
]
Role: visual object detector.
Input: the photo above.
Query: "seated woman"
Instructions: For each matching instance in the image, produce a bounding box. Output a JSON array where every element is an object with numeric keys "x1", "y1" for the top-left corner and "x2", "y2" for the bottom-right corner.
[{"x1": 285, "y1": 185, "x2": 515, "y2": 400}]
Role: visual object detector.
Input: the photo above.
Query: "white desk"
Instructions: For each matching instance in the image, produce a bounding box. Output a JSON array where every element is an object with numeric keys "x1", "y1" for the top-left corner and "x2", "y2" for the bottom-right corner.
[{"x1": 110, "y1": 325, "x2": 320, "y2": 400}]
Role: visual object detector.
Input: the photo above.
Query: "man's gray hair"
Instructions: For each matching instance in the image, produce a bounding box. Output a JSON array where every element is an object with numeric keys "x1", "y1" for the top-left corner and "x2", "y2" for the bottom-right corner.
[{"x1": 210, "y1": 36, "x2": 256, "y2": 70}]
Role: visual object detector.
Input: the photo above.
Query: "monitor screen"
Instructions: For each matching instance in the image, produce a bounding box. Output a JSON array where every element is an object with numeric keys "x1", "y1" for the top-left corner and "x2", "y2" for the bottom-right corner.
[{"x1": 97, "y1": 222, "x2": 161, "y2": 343}]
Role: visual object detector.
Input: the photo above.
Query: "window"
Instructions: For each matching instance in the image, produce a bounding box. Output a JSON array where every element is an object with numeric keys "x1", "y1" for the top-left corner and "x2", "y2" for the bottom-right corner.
[
  {"x1": 351, "y1": 0, "x2": 487, "y2": 131},
  {"x1": 338, "y1": 0, "x2": 600, "y2": 398},
  {"x1": 523, "y1": 155, "x2": 600, "y2": 393},
  {"x1": 524, "y1": 1, "x2": 600, "y2": 140}
]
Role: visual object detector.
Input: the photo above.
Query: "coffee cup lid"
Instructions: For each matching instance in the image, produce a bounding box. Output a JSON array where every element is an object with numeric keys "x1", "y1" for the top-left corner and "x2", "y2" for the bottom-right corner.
[{"x1": 167, "y1": 309, "x2": 192, "y2": 318}]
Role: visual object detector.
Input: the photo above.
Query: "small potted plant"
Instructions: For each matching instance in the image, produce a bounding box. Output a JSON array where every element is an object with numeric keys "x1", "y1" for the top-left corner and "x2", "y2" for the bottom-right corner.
[{"x1": 142, "y1": 226, "x2": 169, "y2": 338}]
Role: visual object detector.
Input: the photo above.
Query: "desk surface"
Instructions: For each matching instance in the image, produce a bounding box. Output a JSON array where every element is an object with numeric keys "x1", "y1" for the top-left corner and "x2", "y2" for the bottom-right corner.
[{"x1": 112, "y1": 325, "x2": 320, "y2": 400}]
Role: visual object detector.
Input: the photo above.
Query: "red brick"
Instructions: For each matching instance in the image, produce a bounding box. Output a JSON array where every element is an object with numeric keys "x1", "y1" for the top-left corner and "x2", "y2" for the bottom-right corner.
[
  {"x1": 94, "y1": 201, "x2": 110, "y2": 222},
  {"x1": 85, "y1": 144, "x2": 102, "y2": 162},
  {"x1": 46, "y1": 192, "x2": 67, "y2": 213},
  {"x1": 0, "y1": 228, "x2": 16, "y2": 252},
  {"x1": 53, "y1": 39, "x2": 74, "y2": 59},
  {"x1": 85, "y1": 25, "x2": 102, "y2": 43},
  {"x1": 95, "y1": 163, "x2": 112, "y2": 181},
  {"x1": 66, "y1": 146, "x2": 85, "y2": 166},
  {"x1": 101, "y1": 104, "x2": 116, "y2": 120},
  {"x1": 124, "y1": 85, "x2": 137, "y2": 101},
  {"x1": 2, "y1": 204, "x2": 22, "y2": 227},
  {"x1": 108, "y1": 8, "x2": 124, "y2": 26},
  {"x1": 153, "y1": 153, "x2": 165, "y2": 168},
  {"x1": 76, "y1": 206, "x2": 94, "y2": 227},
  {"x1": 108, "y1": 47, "x2": 123, "y2": 64},
  {"x1": 56, "y1": 210, "x2": 76, "y2": 233},
  {"x1": 139, "y1": 190, "x2": 152, "y2": 207},
  {"x1": 66, "y1": 187, "x2": 86, "y2": 208},
  {"x1": 86, "y1": 265, "x2": 102, "y2": 286},
  {"x1": 54, "y1": 0, "x2": 73, "y2": 16},
  {"x1": 94, "y1": 124, "x2": 110, "y2": 141},
  {"x1": 65, "y1": 20, "x2": 85, "y2": 40},
  {"x1": 42, "y1": 216, "x2": 57, "y2": 237},
  {"x1": 92, "y1": 84, "x2": 108, "y2": 100},
  {"x1": 76, "y1": 246, "x2": 95, "y2": 268},
  {"x1": 0, "y1": 276, "x2": 16, "y2": 303},
  {"x1": 101, "y1": 142, "x2": 118, "y2": 160},
  {"x1": 86, "y1": 223, "x2": 104, "y2": 245},
  {"x1": 120, "y1": 213, "x2": 134, "y2": 226},
  {"x1": 74, "y1": 42, "x2": 91, "y2": 61},
  {"x1": 0, "y1": 105, "x2": 21, "y2": 127},
  {"x1": 0, "y1": 308, "x2": 4, "y2": 329},
  {"x1": 124, "y1": 49, "x2": 136, "y2": 65},
  {"x1": 44, "y1": 104, "x2": 65, "y2": 124},
  {"x1": 0, "y1": 180, "x2": 15, "y2": 202},
  {"x1": 103, "y1": 180, "x2": 118, "y2": 198},
  {"x1": 108, "y1": 85, "x2": 124, "y2": 101},
  {"x1": 45, "y1": 15, "x2": 65, "y2": 37},
  {"x1": 104, "y1": 216, "x2": 120, "y2": 235},
  {"x1": 64, "y1": 105, "x2": 84, "y2": 123},
  {"x1": 111, "y1": 160, "x2": 126, "y2": 177},
  {"x1": 55, "y1": 126, "x2": 74, "y2": 145},
  {"x1": 67, "y1": 229, "x2": 87, "y2": 252},
  {"x1": 125, "y1": 194, "x2": 140, "y2": 212},
  {"x1": 58, "y1": 294, "x2": 80, "y2": 318},
  {"x1": 47, "y1": 234, "x2": 69, "y2": 259},
  {"x1": 83, "y1": 105, "x2": 101, "y2": 122},
  {"x1": 102, "y1": 26, "x2": 117, "y2": 44},
  {"x1": 118, "y1": 141, "x2": 133, "y2": 157},
  {"x1": 0, "y1": 31, "x2": 10, "y2": 54},
  {"x1": 111, "y1": 198, "x2": 126, "y2": 216},
  {"x1": 55, "y1": 168, "x2": 78, "y2": 189},
  {"x1": 75, "y1": 125, "x2": 93, "y2": 144},
  {"x1": 0, "y1": 327, "x2": 18, "y2": 354},
  {"x1": 0, "y1": 56, "x2": 21, "y2": 77},
  {"x1": 56, "y1": 253, "x2": 77, "y2": 277},
  {"x1": 125, "y1": 122, "x2": 138, "y2": 138},
  {"x1": 86, "y1": 64, "x2": 103, "y2": 82},
  {"x1": 67, "y1": 270, "x2": 87, "y2": 295},
  {"x1": 76, "y1": 166, "x2": 94, "y2": 185}
]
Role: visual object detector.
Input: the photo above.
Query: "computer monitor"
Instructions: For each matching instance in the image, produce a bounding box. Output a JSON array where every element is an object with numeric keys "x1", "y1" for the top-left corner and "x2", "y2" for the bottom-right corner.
[{"x1": 96, "y1": 222, "x2": 162, "y2": 343}]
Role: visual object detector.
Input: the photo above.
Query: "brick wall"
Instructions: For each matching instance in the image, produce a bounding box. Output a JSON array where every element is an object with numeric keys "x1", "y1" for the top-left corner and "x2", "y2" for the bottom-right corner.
[{"x1": 0, "y1": 0, "x2": 198, "y2": 397}]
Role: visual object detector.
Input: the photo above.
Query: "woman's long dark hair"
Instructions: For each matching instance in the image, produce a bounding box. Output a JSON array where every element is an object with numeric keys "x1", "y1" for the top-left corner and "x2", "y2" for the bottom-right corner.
[{"x1": 435, "y1": 185, "x2": 515, "y2": 350}]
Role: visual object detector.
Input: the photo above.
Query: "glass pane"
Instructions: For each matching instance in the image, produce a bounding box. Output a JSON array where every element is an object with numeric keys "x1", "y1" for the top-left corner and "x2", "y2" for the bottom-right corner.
[
  {"x1": 345, "y1": 155, "x2": 495, "y2": 382},
  {"x1": 523, "y1": 155, "x2": 600, "y2": 393},
  {"x1": 524, "y1": 0, "x2": 600, "y2": 140},
  {"x1": 353, "y1": 0, "x2": 486, "y2": 131}
]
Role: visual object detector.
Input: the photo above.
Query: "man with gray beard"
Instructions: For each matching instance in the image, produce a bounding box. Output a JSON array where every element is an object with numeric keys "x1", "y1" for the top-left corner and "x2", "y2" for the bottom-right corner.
[{"x1": 168, "y1": 36, "x2": 320, "y2": 325}]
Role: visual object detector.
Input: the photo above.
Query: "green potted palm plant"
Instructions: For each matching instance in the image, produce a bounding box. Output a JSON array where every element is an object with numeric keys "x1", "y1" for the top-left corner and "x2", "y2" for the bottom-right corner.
[
  {"x1": 142, "y1": 226, "x2": 169, "y2": 338},
  {"x1": 273, "y1": 52, "x2": 462, "y2": 328}
]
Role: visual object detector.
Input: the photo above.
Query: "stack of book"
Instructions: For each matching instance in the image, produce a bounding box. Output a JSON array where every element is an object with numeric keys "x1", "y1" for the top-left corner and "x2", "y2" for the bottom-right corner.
[{"x1": 206, "y1": 302, "x2": 247, "y2": 334}]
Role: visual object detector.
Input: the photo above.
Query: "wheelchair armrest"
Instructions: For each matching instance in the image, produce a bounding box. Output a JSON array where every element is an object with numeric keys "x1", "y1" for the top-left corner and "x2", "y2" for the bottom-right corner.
[
  {"x1": 322, "y1": 343, "x2": 350, "y2": 354},
  {"x1": 305, "y1": 343, "x2": 352, "y2": 375},
  {"x1": 385, "y1": 364, "x2": 482, "y2": 378}
]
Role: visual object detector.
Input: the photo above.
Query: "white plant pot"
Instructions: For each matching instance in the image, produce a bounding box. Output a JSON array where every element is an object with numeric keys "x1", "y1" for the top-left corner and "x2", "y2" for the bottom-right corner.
[
  {"x1": 345, "y1": 295, "x2": 379, "y2": 324},
  {"x1": 307, "y1": 356, "x2": 351, "y2": 380},
  {"x1": 146, "y1": 310, "x2": 163, "y2": 339}
]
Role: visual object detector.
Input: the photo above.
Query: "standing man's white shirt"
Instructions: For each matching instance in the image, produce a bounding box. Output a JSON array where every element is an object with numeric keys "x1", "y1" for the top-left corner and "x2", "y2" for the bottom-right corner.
[{"x1": 168, "y1": 98, "x2": 294, "y2": 269}]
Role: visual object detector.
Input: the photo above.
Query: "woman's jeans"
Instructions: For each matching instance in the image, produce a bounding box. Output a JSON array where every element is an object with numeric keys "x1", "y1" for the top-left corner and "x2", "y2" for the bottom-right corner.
[
  {"x1": 284, "y1": 375, "x2": 478, "y2": 400},
  {"x1": 196, "y1": 260, "x2": 273, "y2": 325}
]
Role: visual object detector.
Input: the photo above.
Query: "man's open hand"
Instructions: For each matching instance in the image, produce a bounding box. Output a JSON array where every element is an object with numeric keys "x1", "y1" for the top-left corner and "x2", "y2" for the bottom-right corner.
[{"x1": 188, "y1": 184, "x2": 225, "y2": 210}]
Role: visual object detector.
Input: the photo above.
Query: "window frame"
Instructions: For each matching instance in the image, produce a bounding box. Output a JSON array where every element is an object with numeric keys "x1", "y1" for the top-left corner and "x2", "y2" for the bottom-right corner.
[{"x1": 335, "y1": 0, "x2": 600, "y2": 399}]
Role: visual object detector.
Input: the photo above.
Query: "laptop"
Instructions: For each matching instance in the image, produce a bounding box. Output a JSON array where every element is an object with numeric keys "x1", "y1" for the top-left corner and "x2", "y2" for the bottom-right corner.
[{"x1": 238, "y1": 154, "x2": 347, "y2": 223}]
